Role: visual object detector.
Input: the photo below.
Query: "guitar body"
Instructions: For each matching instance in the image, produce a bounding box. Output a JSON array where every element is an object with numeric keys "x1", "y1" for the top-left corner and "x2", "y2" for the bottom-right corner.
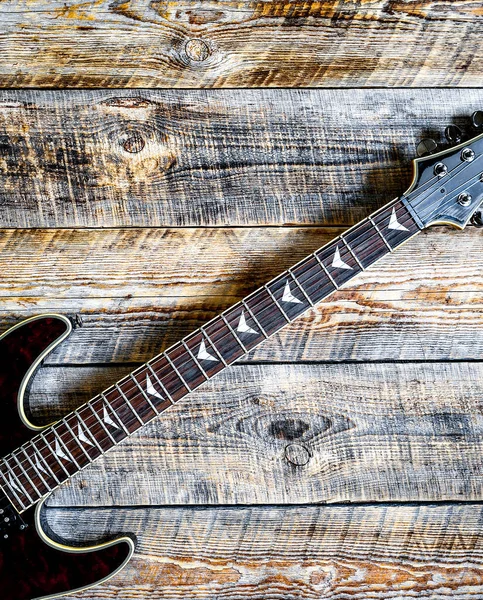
[{"x1": 0, "y1": 315, "x2": 134, "y2": 600}]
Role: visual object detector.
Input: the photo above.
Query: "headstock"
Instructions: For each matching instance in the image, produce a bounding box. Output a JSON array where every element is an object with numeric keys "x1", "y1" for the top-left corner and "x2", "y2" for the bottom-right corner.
[{"x1": 403, "y1": 112, "x2": 483, "y2": 230}]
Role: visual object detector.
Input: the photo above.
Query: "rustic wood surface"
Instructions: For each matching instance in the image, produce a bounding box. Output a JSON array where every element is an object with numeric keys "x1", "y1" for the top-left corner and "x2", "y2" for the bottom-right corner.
[
  {"x1": 1, "y1": 87, "x2": 483, "y2": 598},
  {"x1": 1, "y1": 1, "x2": 483, "y2": 89},
  {"x1": 1, "y1": 89, "x2": 483, "y2": 228}
]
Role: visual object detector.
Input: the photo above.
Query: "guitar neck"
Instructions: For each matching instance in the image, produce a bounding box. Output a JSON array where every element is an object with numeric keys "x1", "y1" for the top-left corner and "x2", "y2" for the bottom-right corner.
[{"x1": 1, "y1": 197, "x2": 421, "y2": 512}]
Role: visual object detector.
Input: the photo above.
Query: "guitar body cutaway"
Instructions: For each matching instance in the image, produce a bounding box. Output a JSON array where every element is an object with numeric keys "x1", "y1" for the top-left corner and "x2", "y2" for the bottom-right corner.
[{"x1": 0, "y1": 315, "x2": 134, "y2": 600}]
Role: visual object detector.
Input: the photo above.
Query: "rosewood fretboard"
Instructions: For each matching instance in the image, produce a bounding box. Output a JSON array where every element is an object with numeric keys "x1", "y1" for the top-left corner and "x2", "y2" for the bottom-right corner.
[{"x1": 0, "y1": 198, "x2": 420, "y2": 512}]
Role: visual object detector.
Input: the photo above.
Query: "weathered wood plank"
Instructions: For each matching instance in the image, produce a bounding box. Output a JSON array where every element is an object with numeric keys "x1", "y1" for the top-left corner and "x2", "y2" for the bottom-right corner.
[
  {"x1": 1, "y1": 226, "x2": 483, "y2": 363},
  {"x1": 1, "y1": 1, "x2": 483, "y2": 89},
  {"x1": 0, "y1": 89, "x2": 481, "y2": 227},
  {"x1": 43, "y1": 504, "x2": 483, "y2": 599},
  {"x1": 26, "y1": 362, "x2": 483, "y2": 506}
]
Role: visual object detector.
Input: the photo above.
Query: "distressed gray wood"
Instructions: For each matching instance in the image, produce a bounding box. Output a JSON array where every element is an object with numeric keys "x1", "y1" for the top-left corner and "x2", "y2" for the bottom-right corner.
[
  {"x1": 43, "y1": 504, "x2": 483, "y2": 599},
  {"x1": 1, "y1": 1, "x2": 483, "y2": 89},
  {"x1": 0, "y1": 88, "x2": 482, "y2": 227},
  {"x1": 1, "y1": 226, "x2": 482, "y2": 363},
  {"x1": 24, "y1": 362, "x2": 483, "y2": 506}
]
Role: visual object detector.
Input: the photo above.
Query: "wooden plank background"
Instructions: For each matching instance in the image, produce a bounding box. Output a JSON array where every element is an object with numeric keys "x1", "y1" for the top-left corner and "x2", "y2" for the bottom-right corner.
[{"x1": 2, "y1": 4, "x2": 483, "y2": 598}]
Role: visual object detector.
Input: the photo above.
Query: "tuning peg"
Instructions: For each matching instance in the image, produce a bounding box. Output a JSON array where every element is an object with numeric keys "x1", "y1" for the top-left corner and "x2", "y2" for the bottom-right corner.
[
  {"x1": 416, "y1": 138, "x2": 437, "y2": 157},
  {"x1": 471, "y1": 110, "x2": 483, "y2": 129},
  {"x1": 444, "y1": 124, "x2": 463, "y2": 145},
  {"x1": 471, "y1": 210, "x2": 483, "y2": 227}
]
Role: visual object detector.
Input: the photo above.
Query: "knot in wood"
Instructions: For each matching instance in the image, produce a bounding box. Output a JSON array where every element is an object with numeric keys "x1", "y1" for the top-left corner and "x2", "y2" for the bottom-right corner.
[
  {"x1": 185, "y1": 38, "x2": 211, "y2": 62},
  {"x1": 123, "y1": 134, "x2": 145, "y2": 154},
  {"x1": 284, "y1": 443, "x2": 311, "y2": 467}
]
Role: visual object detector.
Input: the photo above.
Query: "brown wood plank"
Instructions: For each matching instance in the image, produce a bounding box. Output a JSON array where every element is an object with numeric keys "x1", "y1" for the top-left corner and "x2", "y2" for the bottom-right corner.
[
  {"x1": 1, "y1": 1, "x2": 483, "y2": 88},
  {"x1": 0, "y1": 88, "x2": 481, "y2": 227},
  {"x1": 44, "y1": 504, "x2": 483, "y2": 598},
  {"x1": 1, "y1": 226, "x2": 483, "y2": 363},
  {"x1": 27, "y1": 362, "x2": 483, "y2": 506}
]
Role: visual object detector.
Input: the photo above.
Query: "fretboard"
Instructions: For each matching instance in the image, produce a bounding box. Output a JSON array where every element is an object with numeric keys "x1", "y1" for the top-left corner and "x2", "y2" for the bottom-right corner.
[{"x1": 0, "y1": 198, "x2": 420, "y2": 512}]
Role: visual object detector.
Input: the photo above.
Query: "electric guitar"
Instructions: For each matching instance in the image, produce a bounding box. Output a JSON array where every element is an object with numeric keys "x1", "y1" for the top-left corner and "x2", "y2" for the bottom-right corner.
[{"x1": 1, "y1": 122, "x2": 483, "y2": 599}]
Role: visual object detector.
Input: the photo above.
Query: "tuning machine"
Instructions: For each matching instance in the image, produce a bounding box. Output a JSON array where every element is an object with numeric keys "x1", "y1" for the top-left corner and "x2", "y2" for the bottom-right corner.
[
  {"x1": 416, "y1": 138, "x2": 438, "y2": 157},
  {"x1": 471, "y1": 110, "x2": 483, "y2": 130},
  {"x1": 444, "y1": 124, "x2": 464, "y2": 145},
  {"x1": 471, "y1": 210, "x2": 483, "y2": 227}
]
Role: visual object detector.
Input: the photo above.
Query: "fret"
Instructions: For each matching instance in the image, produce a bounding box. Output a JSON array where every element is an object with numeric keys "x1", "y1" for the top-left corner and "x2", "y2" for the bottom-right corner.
[
  {"x1": 99, "y1": 395, "x2": 130, "y2": 438},
  {"x1": 181, "y1": 339, "x2": 210, "y2": 380},
  {"x1": 62, "y1": 418, "x2": 92, "y2": 462},
  {"x1": 371, "y1": 200, "x2": 420, "y2": 249},
  {"x1": 222, "y1": 306, "x2": 262, "y2": 353},
  {"x1": 30, "y1": 440, "x2": 61, "y2": 486},
  {"x1": 266, "y1": 274, "x2": 310, "y2": 322},
  {"x1": 368, "y1": 216, "x2": 392, "y2": 252},
  {"x1": 315, "y1": 239, "x2": 362, "y2": 288},
  {"x1": 9, "y1": 453, "x2": 41, "y2": 500},
  {"x1": 164, "y1": 353, "x2": 192, "y2": 392},
  {"x1": 133, "y1": 366, "x2": 173, "y2": 413},
  {"x1": 291, "y1": 255, "x2": 336, "y2": 302},
  {"x1": 149, "y1": 355, "x2": 189, "y2": 401},
  {"x1": 264, "y1": 284, "x2": 292, "y2": 323},
  {"x1": 166, "y1": 344, "x2": 206, "y2": 391},
  {"x1": 114, "y1": 384, "x2": 145, "y2": 427},
  {"x1": 40, "y1": 432, "x2": 70, "y2": 478},
  {"x1": 146, "y1": 363, "x2": 175, "y2": 405},
  {"x1": 242, "y1": 299, "x2": 270, "y2": 337},
  {"x1": 343, "y1": 219, "x2": 389, "y2": 269},
  {"x1": 313, "y1": 253, "x2": 338, "y2": 289},
  {"x1": 117, "y1": 377, "x2": 156, "y2": 424},
  {"x1": 1, "y1": 460, "x2": 33, "y2": 505},
  {"x1": 341, "y1": 236, "x2": 365, "y2": 271},
  {"x1": 18, "y1": 447, "x2": 50, "y2": 493},
  {"x1": 204, "y1": 315, "x2": 246, "y2": 364},
  {"x1": 0, "y1": 467, "x2": 27, "y2": 511},
  {"x1": 220, "y1": 313, "x2": 248, "y2": 353},
  {"x1": 200, "y1": 327, "x2": 228, "y2": 366},
  {"x1": 83, "y1": 400, "x2": 118, "y2": 449},
  {"x1": 52, "y1": 428, "x2": 81, "y2": 470},
  {"x1": 73, "y1": 408, "x2": 107, "y2": 454},
  {"x1": 129, "y1": 373, "x2": 160, "y2": 416},
  {"x1": 288, "y1": 268, "x2": 314, "y2": 307}
]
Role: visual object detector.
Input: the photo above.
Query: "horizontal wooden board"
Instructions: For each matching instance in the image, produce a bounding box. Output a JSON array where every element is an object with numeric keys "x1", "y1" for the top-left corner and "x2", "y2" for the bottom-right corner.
[
  {"x1": 25, "y1": 362, "x2": 483, "y2": 506},
  {"x1": 1, "y1": 226, "x2": 483, "y2": 363},
  {"x1": 0, "y1": 89, "x2": 482, "y2": 227},
  {"x1": 1, "y1": 1, "x2": 483, "y2": 88},
  {"x1": 44, "y1": 504, "x2": 483, "y2": 599}
]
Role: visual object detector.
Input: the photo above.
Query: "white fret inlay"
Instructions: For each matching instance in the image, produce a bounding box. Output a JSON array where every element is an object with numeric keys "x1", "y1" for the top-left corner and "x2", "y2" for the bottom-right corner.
[
  {"x1": 55, "y1": 439, "x2": 71, "y2": 462},
  {"x1": 388, "y1": 207, "x2": 409, "y2": 231},
  {"x1": 282, "y1": 280, "x2": 303, "y2": 304},
  {"x1": 197, "y1": 339, "x2": 218, "y2": 362},
  {"x1": 77, "y1": 423, "x2": 94, "y2": 446},
  {"x1": 332, "y1": 246, "x2": 353, "y2": 270},
  {"x1": 8, "y1": 473, "x2": 22, "y2": 493},
  {"x1": 103, "y1": 405, "x2": 119, "y2": 429},
  {"x1": 35, "y1": 455, "x2": 48, "y2": 474},
  {"x1": 237, "y1": 311, "x2": 257, "y2": 334},
  {"x1": 146, "y1": 374, "x2": 163, "y2": 399}
]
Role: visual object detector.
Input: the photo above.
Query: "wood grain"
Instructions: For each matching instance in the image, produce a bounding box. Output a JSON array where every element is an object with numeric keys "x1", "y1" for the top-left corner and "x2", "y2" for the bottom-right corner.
[
  {"x1": 0, "y1": 88, "x2": 482, "y2": 228},
  {"x1": 1, "y1": 1, "x2": 483, "y2": 88},
  {"x1": 1, "y1": 226, "x2": 482, "y2": 364},
  {"x1": 43, "y1": 504, "x2": 483, "y2": 599},
  {"x1": 23, "y1": 362, "x2": 483, "y2": 506}
]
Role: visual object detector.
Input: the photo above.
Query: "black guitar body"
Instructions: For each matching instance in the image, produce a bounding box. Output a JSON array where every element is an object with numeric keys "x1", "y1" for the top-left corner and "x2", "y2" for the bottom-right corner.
[{"x1": 0, "y1": 315, "x2": 133, "y2": 600}]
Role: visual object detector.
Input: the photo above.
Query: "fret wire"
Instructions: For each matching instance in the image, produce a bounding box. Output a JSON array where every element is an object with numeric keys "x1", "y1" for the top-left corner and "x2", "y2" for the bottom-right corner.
[
  {"x1": 39, "y1": 433, "x2": 70, "y2": 477},
  {"x1": 100, "y1": 393, "x2": 130, "y2": 435},
  {"x1": 313, "y1": 253, "x2": 339, "y2": 289},
  {"x1": 181, "y1": 340, "x2": 209, "y2": 380},
  {"x1": 200, "y1": 326, "x2": 228, "y2": 366},
  {"x1": 340, "y1": 236, "x2": 365, "y2": 271},
  {"x1": 264, "y1": 284, "x2": 292, "y2": 323},
  {"x1": 52, "y1": 428, "x2": 81, "y2": 470},
  {"x1": 0, "y1": 467, "x2": 27, "y2": 510},
  {"x1": 62, "y1": 417, "x2": 92, "y2": 462},
  {"x1": 164, "y1": 353, "x2": 192, "y2": 393},
  {"x1": 9, "y1": 453, "x2": 41, "y2": 499},
  {"x1": 30, "y1": 440, "x2": 61, "y2": 485},
  {"x1": 288, "y1": 268, "x2": 314, "y2": 306},
  {"x1": 129, "y1": 374, "x2": 160, "y2": 415},
  {"x1": 115, "y1": 384, "x2": 145, "y2": 425},
  {"x1": 146, "y1": 364, "x2": 175, "y2": 405},
  {"x1": 89, "y1": 399, "x2": 122, "y2": 442},
  {"x1": 241, "y1": 300, "x2": 268, "y2": 338},
  {"x1": 17, "y1": 447, "x2": 50, "y2": 491},
  {"x1": 1, "y1": 459, "x2": 33, "y2": 504},
  {"x1": 368, "y1": 216, "x2": 393, "y2": 251},
  {"x1": 75, "y1": 408, "x2": 108, "y2": 452},
  {"x1": 220, "y1": 314, "x2": 248, "y2": 353}
]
